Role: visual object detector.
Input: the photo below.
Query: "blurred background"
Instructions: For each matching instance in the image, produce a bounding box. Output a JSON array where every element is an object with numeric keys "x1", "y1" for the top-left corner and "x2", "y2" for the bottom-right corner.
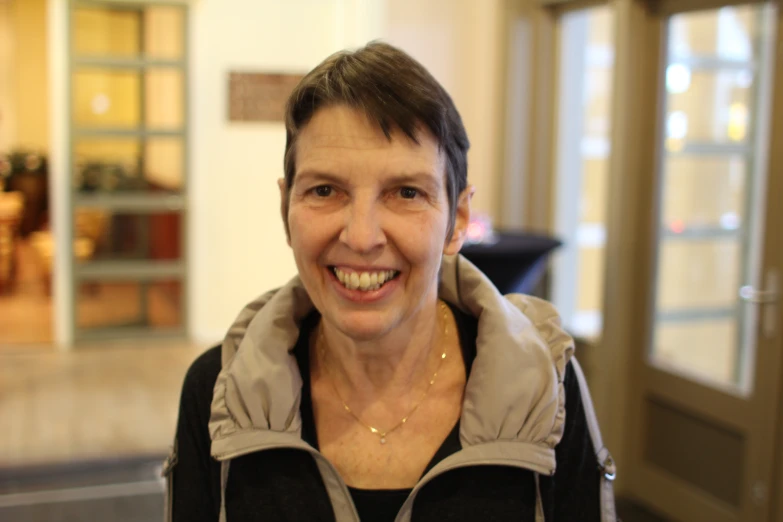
[{"x1": 0, "y1": 0, "x2": 782, "y2": 521}]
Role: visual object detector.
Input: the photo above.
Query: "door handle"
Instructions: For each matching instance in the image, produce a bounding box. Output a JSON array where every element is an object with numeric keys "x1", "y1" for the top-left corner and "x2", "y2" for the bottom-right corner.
[{"x1": 739, "y1": 270, "x2": 779, "y2": 339}]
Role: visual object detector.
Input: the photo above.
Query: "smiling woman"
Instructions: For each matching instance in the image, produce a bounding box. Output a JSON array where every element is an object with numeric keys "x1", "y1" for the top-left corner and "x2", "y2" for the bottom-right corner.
[
  {"x1": 284, "y1": 105, "x2": 466, "y2": 342},
  {"x1": 166, "y1": 42, "x2": 616, "y2": 522}
]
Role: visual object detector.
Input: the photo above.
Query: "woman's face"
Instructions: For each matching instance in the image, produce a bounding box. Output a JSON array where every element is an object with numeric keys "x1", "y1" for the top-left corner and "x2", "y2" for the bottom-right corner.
[{"x1": 281, "y1": 105, "x2": 471, "y2": 341}]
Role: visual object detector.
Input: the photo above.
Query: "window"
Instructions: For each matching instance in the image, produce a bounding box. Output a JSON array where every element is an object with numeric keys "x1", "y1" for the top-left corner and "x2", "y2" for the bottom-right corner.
[
  {"x1": 551, "y1": 6, "x2": 616, "y2": 340},
  {"x1": 69, "y1": 2, "x2": 188, "y2": 338},
  {"x1": 649, "y1": 5, "x2": 774, "y2": 391}
]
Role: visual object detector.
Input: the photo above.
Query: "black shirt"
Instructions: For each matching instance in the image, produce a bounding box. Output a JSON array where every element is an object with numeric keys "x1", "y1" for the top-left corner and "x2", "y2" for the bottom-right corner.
[{"x1": 171, "y1": 306, "x2": 601, "y2": 521}]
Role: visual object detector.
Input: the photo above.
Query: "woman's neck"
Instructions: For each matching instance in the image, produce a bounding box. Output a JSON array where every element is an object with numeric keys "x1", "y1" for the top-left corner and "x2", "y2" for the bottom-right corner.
[{"x1": 315, "y1": 300, "x2": 448, "y2": 402}]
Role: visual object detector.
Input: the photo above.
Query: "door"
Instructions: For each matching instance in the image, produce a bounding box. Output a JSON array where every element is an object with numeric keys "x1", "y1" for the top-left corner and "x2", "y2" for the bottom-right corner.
[{"x1": 619, "y1": 2, "x2": 783, "y2": 521}]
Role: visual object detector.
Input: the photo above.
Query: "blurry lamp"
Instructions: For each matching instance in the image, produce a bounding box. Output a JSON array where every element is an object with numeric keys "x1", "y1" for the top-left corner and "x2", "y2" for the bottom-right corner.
[
  {"x1": 91, "y1": 93, "x2": 111, "y2": 115},
  {"x1": 669, "y1": 219, "x2": 685, "y2": 234},
  {"x1": 720, "y1": 212, "x2": 740, "y2": 230},
  {"x1": 667, "y1": 111, "x2": 688, "y2": 140},
  {"x1": 464, "y1": 214, "x2": 497, "y2": 245},
  {"x1": 727, "y1": 103, "x2": 748, "y2": 141},
  {"x1": 666, "y1": 64, "x2": 691, "y2": 94}
]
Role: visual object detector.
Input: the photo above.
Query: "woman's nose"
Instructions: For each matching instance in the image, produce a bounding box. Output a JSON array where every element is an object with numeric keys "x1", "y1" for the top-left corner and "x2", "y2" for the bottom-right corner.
[{"x1": 339, "y1": 199, "x2": 386, "y2": 253}]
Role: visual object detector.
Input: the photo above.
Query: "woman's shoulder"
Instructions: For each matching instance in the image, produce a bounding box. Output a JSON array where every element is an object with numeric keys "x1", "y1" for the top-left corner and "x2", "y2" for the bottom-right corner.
[{"x1": 179, "y1": 345, "x2": 223, "y2": 410}]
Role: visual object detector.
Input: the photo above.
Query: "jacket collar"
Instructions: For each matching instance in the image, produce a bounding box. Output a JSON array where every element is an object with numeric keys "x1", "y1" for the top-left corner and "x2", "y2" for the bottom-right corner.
[{"x1": 208, "y1": 254, "x2": 574, "y2": 459}]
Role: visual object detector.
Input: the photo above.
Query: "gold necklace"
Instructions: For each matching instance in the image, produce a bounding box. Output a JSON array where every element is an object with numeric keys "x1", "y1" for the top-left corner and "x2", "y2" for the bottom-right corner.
[{"x1": 318, "y1": 301, "x2": 450, "y2": 444}]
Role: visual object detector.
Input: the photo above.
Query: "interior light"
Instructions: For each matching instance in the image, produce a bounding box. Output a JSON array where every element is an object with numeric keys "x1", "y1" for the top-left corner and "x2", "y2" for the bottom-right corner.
[
  {"x1": 727, "y1": 103, "x2": 748, "y2": 141},
  {"x1": 467, "y1": 222, "x2": 485, "y2": 241},
  {"x1": 669, "y1": 219, "x2": 685, "y2": 234},
  {"x1": 666, "y1": 64, "x2": 692, "y2": 94},
  {"x1": 91, "y1": 93, "x2": 111, "y2": 115},
  {"x1": 666, "y1": 111, "x2": 688, "y2": 140},
  {"x1": 719, "y1": 212, "x2": 740, "y2": 230}
]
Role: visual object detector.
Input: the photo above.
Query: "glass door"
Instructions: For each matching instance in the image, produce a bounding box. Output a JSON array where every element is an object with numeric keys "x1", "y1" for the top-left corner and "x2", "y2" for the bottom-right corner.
[
  {"x1": 651, "y1": 4, "x2": 771, "y2": 395},
  {"x1": 68, "y1": 1, "x2": 188, "y2": 340},
  {"x1": 622, "y1": 2, "x2": 783, "y2": 521}
]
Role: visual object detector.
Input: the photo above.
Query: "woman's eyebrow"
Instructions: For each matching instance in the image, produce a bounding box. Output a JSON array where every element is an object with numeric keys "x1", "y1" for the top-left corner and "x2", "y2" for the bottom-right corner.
[
  {"x1": 295, "y1": 171, "x2": 344, "y2": 185},
  {"x1": 385, "y1": 172, "x2": 441, "y2": 191}
]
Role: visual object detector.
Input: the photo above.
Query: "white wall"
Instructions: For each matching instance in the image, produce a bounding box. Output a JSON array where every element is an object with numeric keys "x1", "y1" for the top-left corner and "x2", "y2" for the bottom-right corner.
[
  {"x1": 188, "y1": 0, "x2": 507, "y2": 344},
  {"x1": 384, "y1": 0, "x2": 505, "y2": 221},
  {"x1": 188, "y1": 0, "x2": 386, "y2": 343},
  {"x1": 12, "y1": 0, "x2": 49, "y2": 150},
  {"x1": 0, "y1": 0, "x2": 16, "y2": 150}
]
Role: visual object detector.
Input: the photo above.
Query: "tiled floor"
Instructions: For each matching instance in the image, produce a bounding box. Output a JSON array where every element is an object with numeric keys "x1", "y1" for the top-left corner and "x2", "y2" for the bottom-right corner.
[
  {"x1": 0, "y1": 335, "x2": 207, "y2": 520},
  {"x1": 0, "y1": 340, "x2": 208, "y2": 467}
]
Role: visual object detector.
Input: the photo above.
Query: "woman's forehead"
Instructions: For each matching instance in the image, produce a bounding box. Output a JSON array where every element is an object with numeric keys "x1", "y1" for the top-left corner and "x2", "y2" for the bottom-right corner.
[
  {"x1": 295, "y1": 106, "x2": 445, "y2": 178},
  {"x1": 300, "y1": 105, "x2": 435, "y2": 147}
]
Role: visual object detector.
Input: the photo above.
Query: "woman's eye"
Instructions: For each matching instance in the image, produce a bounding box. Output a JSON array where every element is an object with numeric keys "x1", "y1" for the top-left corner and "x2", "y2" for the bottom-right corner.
[
  {"x1": 399, "y1": 187, "x2": 418, "y2": 199},
  {"x1": 313, "y1": 185, "x2": 333, "y2": 197}
]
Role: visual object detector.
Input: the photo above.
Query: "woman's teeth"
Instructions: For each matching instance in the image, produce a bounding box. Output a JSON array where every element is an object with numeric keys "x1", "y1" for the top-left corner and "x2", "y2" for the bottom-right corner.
[{"x1": 333, "y1": 267, "x2": 398, "y2": 291}]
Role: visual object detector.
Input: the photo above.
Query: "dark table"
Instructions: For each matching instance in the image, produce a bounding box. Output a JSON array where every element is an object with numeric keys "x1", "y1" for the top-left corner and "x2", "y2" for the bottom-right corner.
[{"x1": 459, "y1": 231, "x2": 561, "y2": 296}]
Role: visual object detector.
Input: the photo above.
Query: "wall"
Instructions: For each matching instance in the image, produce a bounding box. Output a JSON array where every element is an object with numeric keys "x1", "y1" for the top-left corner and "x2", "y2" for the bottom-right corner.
[
  {"x1": 12, "y1": 0, "x2": 49, "y2": 150},
  {"x1": 0, "y1": 0, "x2": 15, "y2": 150},
  {"x1": 384, "y1": 0, "x2": 505, "y2": 222},
  {"x1": 187, "y1": 0, "x2": 507, "y2": 343},
  {"x1": 188, "y1": 0, "x2": 386, "y2": 343}
]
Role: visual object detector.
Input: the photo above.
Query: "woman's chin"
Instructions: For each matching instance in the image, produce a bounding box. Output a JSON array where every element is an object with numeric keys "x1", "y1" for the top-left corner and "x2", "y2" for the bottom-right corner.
[{"x1": 324, "y1": 311, "x2": 397, "y2": 342}]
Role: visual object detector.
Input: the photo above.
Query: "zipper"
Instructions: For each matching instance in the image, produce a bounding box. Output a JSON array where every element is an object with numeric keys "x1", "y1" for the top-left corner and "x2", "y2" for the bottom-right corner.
[
  {"x1": 214, "y1": 437, "x2": 552, "y2": 522},
  {"x1": 393, "y1": 456, "x2": 554, "y2": 522}
]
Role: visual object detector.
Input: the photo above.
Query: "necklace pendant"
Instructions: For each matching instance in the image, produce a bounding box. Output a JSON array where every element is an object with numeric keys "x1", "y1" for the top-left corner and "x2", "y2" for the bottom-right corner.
[{"x1": 380, "y1": 436, "x2": 387, "y2": 444}]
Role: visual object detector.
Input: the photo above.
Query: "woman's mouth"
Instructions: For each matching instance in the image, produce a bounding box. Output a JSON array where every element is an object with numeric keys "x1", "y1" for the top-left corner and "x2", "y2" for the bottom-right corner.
[{"x1": 331, "y1": 267, "x2": 400, "y2": 292}]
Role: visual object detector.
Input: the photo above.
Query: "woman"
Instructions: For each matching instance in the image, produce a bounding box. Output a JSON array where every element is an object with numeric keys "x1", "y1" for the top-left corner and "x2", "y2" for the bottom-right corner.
[{"x1": 165, "y1": 42, "x2": 616, "y2": 521}]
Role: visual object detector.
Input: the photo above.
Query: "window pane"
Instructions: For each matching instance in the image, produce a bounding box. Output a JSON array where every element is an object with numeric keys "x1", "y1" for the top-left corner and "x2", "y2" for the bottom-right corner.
[
  {"x1": 666, "y1": 70, "x2": 754, "y2": 146},
  {"x1": 77, "y1": 280, "x2": 182, "y2": 330},
  {"x1": 73, "y1": 209, "x2": 181, "y2": 262},
  {"x1": 662, "y1": 156, "x2": 745, "y2": 229},
  {"x1": 654, "y1": 320, "x2": 737, "y2": 385},
  {"x1": 73, "y1": 8, "x2": 141, "y2": 58},
  {"x1": 650, "y1": 4, "x2": 773, "y2": 391},
  {"x1": 551, "y1": 6, "x2": 615, "y2": 340},
  {"x1": 657, "y1": 239, "x2": 740, "y2": 310},
  {"x1": 74, "y1": 138, "x2": 184, "y2": 193},
  {"x1": 73, "y1": 70, "x2": 140, "y2": 128},
  {"x1": 669, "y1": 6, "x2": 761, "y2": 61},
  {"x1": 143, "y1": 7, "x2": 185, "y2": 60},
  {"x1": 145, "y1": 69, "x2": 184, "y2": 129},
  {"x1": 73, "y1": 6, "x2": 184, "y2": 60}
]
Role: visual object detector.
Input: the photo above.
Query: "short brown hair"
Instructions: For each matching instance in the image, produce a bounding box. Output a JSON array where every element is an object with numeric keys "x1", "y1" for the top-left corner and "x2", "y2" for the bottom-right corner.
[{"x1": 282, "y1": 41, "x2": 470, "y2": 239}]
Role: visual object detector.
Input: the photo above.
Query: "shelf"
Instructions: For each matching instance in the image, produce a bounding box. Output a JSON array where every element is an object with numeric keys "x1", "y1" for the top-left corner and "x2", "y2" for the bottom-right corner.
[
  {"x1": 75, "y1": 260, "x2": 185, "y2": 281},
  {"x1": 73, "y1": 128, "x2": 185, "y2": 139},
  {"x1": 74, "y1": 193, "x2": 185, "y2": 212},
  {"x1": 72, "y1": 57, "x2": 185, "y2": 69}
]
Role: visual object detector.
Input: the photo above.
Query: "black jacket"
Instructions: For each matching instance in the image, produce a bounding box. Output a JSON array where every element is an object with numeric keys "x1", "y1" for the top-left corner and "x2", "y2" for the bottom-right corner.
[{"x1": 169, "y1": 306, "x2": 602, "y2": 521}]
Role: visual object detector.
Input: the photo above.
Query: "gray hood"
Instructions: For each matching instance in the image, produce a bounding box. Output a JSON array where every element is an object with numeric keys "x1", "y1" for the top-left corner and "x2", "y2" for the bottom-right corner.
[{"x1": 208, "y1": 254, "x2": 574, "y2": 471}]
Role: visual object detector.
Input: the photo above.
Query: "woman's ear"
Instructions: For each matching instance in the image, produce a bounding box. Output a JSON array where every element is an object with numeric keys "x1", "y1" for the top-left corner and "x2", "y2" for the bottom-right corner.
[
  {"x1": 443, "y1": 185, "x2": 475, "y2": 256},
  {"x1": 278, "y1": 178, "x2": 291, "y2": 246}
]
